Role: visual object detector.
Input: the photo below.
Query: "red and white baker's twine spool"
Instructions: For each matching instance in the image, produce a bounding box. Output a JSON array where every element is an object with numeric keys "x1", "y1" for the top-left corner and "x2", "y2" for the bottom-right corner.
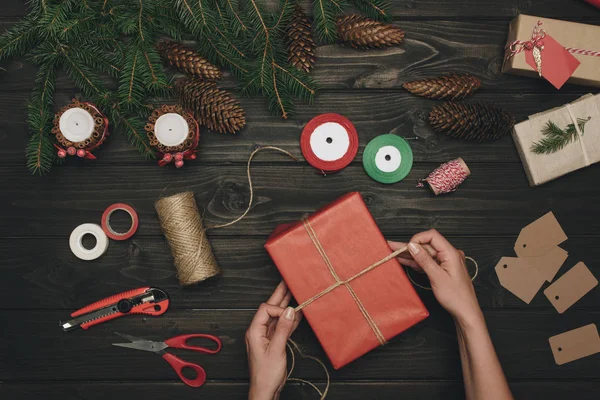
[
  {"x1": 506, "y1": 20, "x2": 600, "y2": 59},
  {"x1": 417, "y1": 158, "x2": 470, "y2": 195}
]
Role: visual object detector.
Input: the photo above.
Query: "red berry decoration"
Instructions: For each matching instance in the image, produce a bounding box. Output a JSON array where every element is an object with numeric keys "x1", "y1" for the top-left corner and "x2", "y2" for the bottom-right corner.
[
  {"x1": 52, "y1": 99, "x2": 109, "y2": 163},
  {"x1": 145, "y1": 104, "x2": 200, "y2": 168}
]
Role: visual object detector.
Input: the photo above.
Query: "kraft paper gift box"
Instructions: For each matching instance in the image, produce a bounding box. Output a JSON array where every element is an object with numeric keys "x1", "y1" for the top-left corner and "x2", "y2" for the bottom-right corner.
[
  {"x1": 502, "y1": 14, "x2": 600, "y2": 88},
  {"x1": 512, "y1": 93, "x2": 600, "y2": 186},
  {"x1": 265, "y1": 192, "x2": 429, "y2": 369}
]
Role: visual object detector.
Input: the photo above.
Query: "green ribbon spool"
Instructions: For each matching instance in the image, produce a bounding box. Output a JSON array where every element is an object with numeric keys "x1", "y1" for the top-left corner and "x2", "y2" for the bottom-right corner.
[{"x1": 362, "y1": 134, "x2": 413, "y2": 184}]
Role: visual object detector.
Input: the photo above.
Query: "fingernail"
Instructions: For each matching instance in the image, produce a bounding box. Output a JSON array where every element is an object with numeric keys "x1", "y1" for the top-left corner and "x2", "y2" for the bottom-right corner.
[
  {"x1": 284, "y1": 307, "x2": 295, "y2": 320},
  {"x1": 408, "y1": 242, "x2": 420, "y2": 254}
]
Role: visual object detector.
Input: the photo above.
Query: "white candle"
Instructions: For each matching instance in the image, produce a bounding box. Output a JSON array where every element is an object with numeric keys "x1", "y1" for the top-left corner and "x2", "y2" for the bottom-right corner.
[
  {"x1": 59, "y1": 107, "x2": 95, "y2": 143},
  {"x1": 154, "y1": 113, "x2": 189, "y2": 147}
]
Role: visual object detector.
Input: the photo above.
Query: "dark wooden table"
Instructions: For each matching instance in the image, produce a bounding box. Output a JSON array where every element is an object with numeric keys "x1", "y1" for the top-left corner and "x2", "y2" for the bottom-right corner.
[{"x1": 1, "y1": 1, "x2": 600, "y2": 399}]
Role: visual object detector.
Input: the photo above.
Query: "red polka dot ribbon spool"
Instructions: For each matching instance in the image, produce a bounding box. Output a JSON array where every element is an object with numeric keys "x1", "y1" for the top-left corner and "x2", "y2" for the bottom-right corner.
[
  {"x1": 101, "y1": 203, "x2": 139, "y2": 241},
  {"x1": 300, "y1": 113, "x2": 359, "y2": 174},
  {"x1": 417, "y1": 158, "x2": 471, "y2": 195}
]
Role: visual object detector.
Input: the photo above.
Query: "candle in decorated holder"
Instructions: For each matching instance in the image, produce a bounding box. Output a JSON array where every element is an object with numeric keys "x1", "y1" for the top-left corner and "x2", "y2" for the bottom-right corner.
[
  {"x1": 52, "y1": 99, "x2": 109, "y2": 160},
  {"x1": 145, "y1": 104, "x2": 200, "y2": 168}
]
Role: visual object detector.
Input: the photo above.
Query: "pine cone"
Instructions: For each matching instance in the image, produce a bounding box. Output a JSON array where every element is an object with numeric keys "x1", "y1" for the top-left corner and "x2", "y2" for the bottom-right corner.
[
  {"x1": 176, "y1": 78, "x2": 246, "y2": 134},
  {"x1": 336, "y1": 15, "x2": 404, "y2": 49},
  {"x1": 286, "y1": 5, "x2": 316, "y2": 73},
  {"x1": 157, "y1": 41, "x2": 222, "y2": 81},
  {"x1": 429, "y1": 102, "x2": 515, "y2": 141},
  {"x1": 403, "y1": 74, "x2": 482, "y2": 100}
]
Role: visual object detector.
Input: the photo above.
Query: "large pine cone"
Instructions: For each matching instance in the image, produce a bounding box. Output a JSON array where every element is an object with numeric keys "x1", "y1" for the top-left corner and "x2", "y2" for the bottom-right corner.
[
  {"x1": 286, "y1": 5, "x2": 316, "y2": 73},
  {"x1": 157, "y1": 41, "x2": 222, "y2": 81},
  {"x1": 429, "y1": 102, "x2": 515, "y2": 141},
  {"x1": 176, "y1": 78, "x2": 245, "y2": 134},
  {"x1": 336, "y1": 15, "x2": 404, "y2": 49},
  {"x1": 403, "y1": 74, "x2": 482, "y2": 100}
]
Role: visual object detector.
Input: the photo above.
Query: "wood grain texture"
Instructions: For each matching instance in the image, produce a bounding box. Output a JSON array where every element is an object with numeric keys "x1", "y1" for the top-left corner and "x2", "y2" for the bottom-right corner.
[
  {"x1": 1, "y1": 236, "x2": 597, "y2": 310},
  {"x1": 1, "y1": 0, "x2": 598, "y2": 19},
  {"x1": 1, "y1": 20, "x2": 597, "y2": 94},
  {"x1": 1, "y1": 90, "x2": 592, "y2": 165},
  {"x1": 2, "y1": 163, "x2": 600, "y2": 237},
  {"x1": 1, "y1": 309, "x2": 599, "y2": 381},
  {"x1": 3, "y1": 381, "x2": 600, "y2": 400}
]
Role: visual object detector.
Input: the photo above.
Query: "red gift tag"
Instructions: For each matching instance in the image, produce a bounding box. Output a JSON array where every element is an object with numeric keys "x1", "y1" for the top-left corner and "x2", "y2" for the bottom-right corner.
[{"x1": 525, "y1": 35, "x2": 580, "y2": 89}]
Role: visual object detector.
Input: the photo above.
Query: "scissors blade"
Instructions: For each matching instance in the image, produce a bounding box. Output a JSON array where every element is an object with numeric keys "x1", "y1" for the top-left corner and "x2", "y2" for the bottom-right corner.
[
  {"x1": 114, "y1": 331, "x2": 146, "y2": 343},
  {"x1": 112, "y1": 340, "x2": 168, "y2": 353}
]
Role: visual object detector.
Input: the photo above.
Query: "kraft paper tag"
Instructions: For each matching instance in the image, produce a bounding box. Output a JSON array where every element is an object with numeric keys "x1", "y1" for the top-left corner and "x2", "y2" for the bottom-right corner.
[
  {"x1": 514, "y1": 212, "x2": 567, "y2": 257},
  {"x1": 524, "y1": 35, "x2": 580, "y2": 89},
  {"x1": 544, "y1": 262, "x2": 598, "y2": 313},
  {"x1": 495, "y1": 257, "x2": 546, "y2": 304},
  {"x1": 522, "y1": 246, "x2": 568, "y2": 282},
  {"x1": 549, "y1": 324, "x2": 600, "y2": 365}
]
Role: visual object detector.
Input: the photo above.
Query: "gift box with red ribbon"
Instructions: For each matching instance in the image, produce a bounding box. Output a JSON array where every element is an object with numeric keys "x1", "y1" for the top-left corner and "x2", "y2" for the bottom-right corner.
[
  {"x1": 502, "y1": 15, "x2": 600, "y2": 89},
  {"x1": 265, "y1": 192, "x2": 429, "y2": 369}
]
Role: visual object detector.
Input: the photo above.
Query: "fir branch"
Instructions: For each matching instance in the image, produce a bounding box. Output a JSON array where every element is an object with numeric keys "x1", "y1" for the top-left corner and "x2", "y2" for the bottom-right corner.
[
  {"x1": 348, "y1": 0, "x2": 391, "y2": 21},
  {"x1": 531, "y1": 117, "x2": 592, "y2": 155},
  {"x1": 313, "y1": 0, "x2": 337, "y2": 43},
  {"x1": 109, "y1": 107, "x2": 155, "y2": 159},
  {"x1": 0, "y1": 17, "x2": 39, "y2": 61},
  {"x1": 26, "y1": 62, "x2": 57, "y2": 174}
]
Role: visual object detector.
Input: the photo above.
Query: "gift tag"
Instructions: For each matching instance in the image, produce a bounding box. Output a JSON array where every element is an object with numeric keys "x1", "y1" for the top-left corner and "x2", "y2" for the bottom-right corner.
[
  {"x1": 524, "y1": 35, "x2": 580, "y2": 90},
  {"x1": 522, "y1": 246, "x2": 568, "y2": 283},
  {"x1": 549, "y1": 324, "x2": 600, "y2": 365},
  {"x1": 514, "y1": 212, "x2": 567, "y2": 258},
  {"x1": 300, "y1": 113, "x2": 359, "y2": 173},
  {"x1": 362, "y1": 134, "x2": 413, "y2": 184},
  {"x1": 544, "y1": 262, "x2": 598, "y2": 313},
  {"x1": 495, "y1": 257, "x2": 546, "y2": 304}
]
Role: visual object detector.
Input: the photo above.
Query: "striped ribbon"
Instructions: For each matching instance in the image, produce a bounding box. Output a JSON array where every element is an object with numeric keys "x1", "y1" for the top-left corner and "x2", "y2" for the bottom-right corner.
[{"x1": 506, "y1": 20, "x2": 600, "y2": 59}]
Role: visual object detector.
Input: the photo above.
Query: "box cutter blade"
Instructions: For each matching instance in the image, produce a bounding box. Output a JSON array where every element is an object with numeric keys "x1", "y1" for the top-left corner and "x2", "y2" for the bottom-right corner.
[{"x1": 60, "y1": 287, "x2": 169, "y2": 332}]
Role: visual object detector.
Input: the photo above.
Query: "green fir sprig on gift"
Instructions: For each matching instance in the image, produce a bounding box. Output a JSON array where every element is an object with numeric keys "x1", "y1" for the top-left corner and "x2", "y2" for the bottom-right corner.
[{"x1": 531, "y1": 117, "x2": 592, "y2": 155}]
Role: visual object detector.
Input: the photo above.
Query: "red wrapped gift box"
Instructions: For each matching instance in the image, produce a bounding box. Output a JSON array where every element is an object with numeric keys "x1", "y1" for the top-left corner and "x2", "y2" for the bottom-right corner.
[{"x1": 265, "y1": 192, "x2": 429, "y2": 369}]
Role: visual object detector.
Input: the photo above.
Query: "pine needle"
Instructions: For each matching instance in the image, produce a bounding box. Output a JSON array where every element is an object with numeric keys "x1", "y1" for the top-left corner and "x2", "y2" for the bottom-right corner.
[{"x1": 531, "y1": 117, "x2": 591, "y2": 155}]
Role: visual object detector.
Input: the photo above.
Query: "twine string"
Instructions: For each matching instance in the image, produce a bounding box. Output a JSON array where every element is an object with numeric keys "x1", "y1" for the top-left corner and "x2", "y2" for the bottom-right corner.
[
  {"x1": 406, "y1": 256, "x2": 479, "y2": 291},
  {"x1": 211, "y1": 146, "x2": 298, "y2": 229},
  {"x1": 286, "y1": 339, "x2": 330, "y2": 399},
  {"x1": 565, "y1": 104, "x2": 591, "y2": 167},
  {"x1": 506, "y1": 20, "x2": 600, "y2": 59}
]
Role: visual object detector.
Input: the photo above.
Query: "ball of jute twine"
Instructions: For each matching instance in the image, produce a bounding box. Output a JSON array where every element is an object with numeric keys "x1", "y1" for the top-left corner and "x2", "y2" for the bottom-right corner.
[
  {"x1": 155, "y1": 146, "x2": 297, "y2": 286},
  {"x1": 155, "y1": 191, "x2": 220, "y2": 286}
]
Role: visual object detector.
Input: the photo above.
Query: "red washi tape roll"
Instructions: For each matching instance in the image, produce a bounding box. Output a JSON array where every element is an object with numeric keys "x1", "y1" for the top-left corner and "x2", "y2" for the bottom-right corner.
[
  {"x1": 101, "y1": 203, "x2": 139, "y2": 241},
  {"x1": 300, "y1": 113, "x2": 359, "y2": 174}
]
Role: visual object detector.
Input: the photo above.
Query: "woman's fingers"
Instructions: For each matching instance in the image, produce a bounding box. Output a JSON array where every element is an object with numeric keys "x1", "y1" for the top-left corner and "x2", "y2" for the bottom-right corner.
[
  {"x1": 407, "y1": 242, "x2": 444, "y2": 282},
  {"x1": 279, "y1": 291, "x2": 292, "y2": 309},
  {"x1": 247, "y1": 303, "x2": 285, "y2": 341},
  {"x1": 410, "y1": 229, "x2": 455, "y2": 263},
  {"x1": 267, "y1": 281, "x2": 288, "y2": 306}
]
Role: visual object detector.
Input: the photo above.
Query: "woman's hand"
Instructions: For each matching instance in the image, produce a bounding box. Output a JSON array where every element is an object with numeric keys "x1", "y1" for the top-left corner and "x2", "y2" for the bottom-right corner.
[
  {"x1": 389, "y1": 229, "x2": 482, "y2": 326},
  {"x1": 246, "y1": 281, "x2": 303, "y2": 400}
]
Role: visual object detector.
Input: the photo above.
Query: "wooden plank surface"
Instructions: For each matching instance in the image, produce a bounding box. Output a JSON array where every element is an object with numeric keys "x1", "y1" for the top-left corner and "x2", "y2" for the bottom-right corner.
[
  {"x1": 1, "y1": 309, "x2": 599, "y2": 381},
  {"x1": 2, "y1": 0, "x2": 600, "y2": 399},
  {"x1": 1, "y1": 163, "x2": 600, "y2": 237},
  {"x1": 1, "y1": 236, "x2": 597, "y2": 310},
  {"x1": 3, "y1": 381, "x2": 600, "y2": 400}
]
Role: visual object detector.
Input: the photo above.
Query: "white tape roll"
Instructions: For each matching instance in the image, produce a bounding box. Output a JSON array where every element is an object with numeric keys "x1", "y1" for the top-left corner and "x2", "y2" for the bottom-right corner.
[
  {"x1": 69, "y1": 223, "x2": 109, "y2": 261},
  {"x1": 375, "y1": 145, "x2": 402, "y2": 172}
]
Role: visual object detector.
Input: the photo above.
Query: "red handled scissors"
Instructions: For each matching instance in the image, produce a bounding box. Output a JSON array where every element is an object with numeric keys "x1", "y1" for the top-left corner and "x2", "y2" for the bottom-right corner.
[{"x1": 113, "y1": 332, "x2": 222, "y2": 387}]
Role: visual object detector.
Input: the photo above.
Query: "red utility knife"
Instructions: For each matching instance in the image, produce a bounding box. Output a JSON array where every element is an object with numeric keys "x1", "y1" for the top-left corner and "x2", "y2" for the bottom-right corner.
[{"x1": 60, "y1": 287, "x2": 169, "y2": 332}]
